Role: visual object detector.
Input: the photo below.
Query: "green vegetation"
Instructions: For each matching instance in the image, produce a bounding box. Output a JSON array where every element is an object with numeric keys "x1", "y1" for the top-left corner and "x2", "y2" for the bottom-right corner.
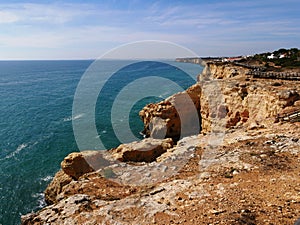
[{"x1": 253, "y1": 48, "x2": 300, "y2": 69}]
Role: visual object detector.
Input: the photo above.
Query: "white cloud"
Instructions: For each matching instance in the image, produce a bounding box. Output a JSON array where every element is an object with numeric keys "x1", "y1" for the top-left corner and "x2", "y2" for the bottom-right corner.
[
  {"x1": 0, "y1": 3, "x2": 96, "y2": 25},
  {"x1": 21, "y1": 3, "x2": 95, "y2": 24},
  {"x1": 0, "y1": 11, "x2": 18, "y2": 23},
  {"x1": 0, "y1": 1, "x2": 298, "y2": 59}
]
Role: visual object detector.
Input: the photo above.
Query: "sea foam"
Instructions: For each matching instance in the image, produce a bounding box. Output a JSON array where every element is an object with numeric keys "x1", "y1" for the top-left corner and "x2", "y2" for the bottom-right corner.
[
  {"x1": 4, "y1": 143, "x2": 28, "y2": 160},
  {"x1": 63, "y1": 113, "x2": 84, "y2": 122}
]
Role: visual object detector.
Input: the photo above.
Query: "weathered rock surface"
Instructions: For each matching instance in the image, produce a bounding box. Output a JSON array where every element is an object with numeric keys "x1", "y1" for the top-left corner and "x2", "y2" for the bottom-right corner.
[
  {"x1": 140, "y1": 62, "x2": 300, "y2": 141},
  {"x1": 109, "y1": 138, "x2": 173, "y2": 162},
  {"x1": 61, "y1": 150, "x2": 111, "y2": 180},
  {"x1": 22, "y1": 123, "x2": 300, "y2": 225},
  {"x1": 44, "y1": 168, "x2": 141, "y2": 206},
  {"x1": 139, "y1": 83, "x2": 201, "y2": 140},
  {"x1": 44, "y1": 138, "x2": 175, "y2": 205},
  {"x1": 44, "y1": 170, "x2": 72, "y2": 205},
  {"x1": 200, "y1": 61, "x2": 251, "y2": 80},
  {"x1": 200, "y1": 62, "x2": 300, "y2": 133}
]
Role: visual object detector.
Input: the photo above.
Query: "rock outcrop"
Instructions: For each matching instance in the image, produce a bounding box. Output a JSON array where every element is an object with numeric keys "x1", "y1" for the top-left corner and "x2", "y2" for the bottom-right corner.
[
  {"x1": 43, "y1": 138, "x2": 174, "y2": 205},
  {"x1": 108, "y1": 138, "x2": 173, "y2": 162},
  {"x1": 139, "y1": 84, "x2": 201, "y2": 141},
  {"x1": 61, "y1": 151, "x2": 108, "y2": 180},
  {"x1": 44, "y1": 170, "x2": 73, "y2": 205},
  {"x1": 61, "y1": 152, "x2": 92, "y2": 179},
  {"x1": 140, "y1": 62, "x2": 300, "y2": 138},
  {"x1": 199, "y1": 62, "x2": 300, "y2": 133},
  {"x1": 200, "y1": 62, "x2": 251, "y2": 80}
]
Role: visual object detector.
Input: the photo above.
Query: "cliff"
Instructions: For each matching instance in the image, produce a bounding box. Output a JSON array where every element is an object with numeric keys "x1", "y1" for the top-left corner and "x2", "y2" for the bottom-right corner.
[
  {"x1": 141, "y1": 61, "x2": 300, "y2": 136},
  {"x1": 21, "y1": 62, "x2": 300, "y2": 225},
  {"x1": 200, "y1": 62, "x2": 300, "y2": 133},
  {"x1": 139, "y1": 83, "x2": 201, "y2": 141},
  {"x1": 175, "y1": 57, "x2": 204, "y2": 66}
]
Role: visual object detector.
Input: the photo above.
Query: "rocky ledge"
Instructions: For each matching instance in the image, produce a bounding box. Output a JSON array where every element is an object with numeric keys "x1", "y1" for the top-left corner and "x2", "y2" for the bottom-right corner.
[{"x1": 21, "y1": 61, "x2": 300, "y2": 225}]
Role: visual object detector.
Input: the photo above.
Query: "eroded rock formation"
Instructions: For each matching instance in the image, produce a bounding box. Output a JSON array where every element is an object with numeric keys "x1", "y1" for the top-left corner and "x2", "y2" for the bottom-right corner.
[
  {"x1": 199, "y1": 62, "x2": 300, "y2": 133},
  {"x1": 139, "y1": 84, "x2": 201, "y2": 141},
  {"x1": 108, "y1": 138, "x2": 173, "y2": 162}
]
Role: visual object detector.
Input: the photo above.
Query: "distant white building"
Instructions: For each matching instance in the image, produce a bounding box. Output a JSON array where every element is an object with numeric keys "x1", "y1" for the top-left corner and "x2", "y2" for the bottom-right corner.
[
  {"x1": 222, "y1": 57, "x2": 243, "y2": 62},
  {"x1": 279, "y1": 54, "x2": 286, "y2": 59},
  {"x1": 267, "y1": 54, "x2": 275, "y2": 59}
]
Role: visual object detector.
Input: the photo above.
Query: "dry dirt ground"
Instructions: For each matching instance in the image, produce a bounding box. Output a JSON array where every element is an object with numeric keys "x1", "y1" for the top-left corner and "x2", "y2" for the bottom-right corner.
[{"x1": 115, "y1": 123, "x2": 300, "y2": 225}]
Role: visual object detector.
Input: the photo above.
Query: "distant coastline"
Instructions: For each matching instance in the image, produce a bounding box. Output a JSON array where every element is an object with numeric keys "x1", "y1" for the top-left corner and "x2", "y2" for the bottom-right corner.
[{"x1": 22, "y1": 48, "x2": 300, "y2": 224}]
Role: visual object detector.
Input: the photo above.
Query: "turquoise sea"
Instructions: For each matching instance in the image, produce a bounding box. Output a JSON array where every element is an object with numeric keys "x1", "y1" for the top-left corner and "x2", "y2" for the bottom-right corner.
[{"x1": 0, "y1": 60, "x2": 203, "y2": 225}]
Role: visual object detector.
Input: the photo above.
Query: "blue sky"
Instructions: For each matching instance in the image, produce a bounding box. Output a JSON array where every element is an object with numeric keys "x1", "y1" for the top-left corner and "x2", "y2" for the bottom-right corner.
[{"x1": 0, "y1": 0, "x2": 299, "y2": 59}]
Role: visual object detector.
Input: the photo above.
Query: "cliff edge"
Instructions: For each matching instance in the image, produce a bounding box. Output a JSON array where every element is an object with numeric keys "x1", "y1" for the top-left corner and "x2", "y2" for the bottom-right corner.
[{"x1": 21, "y1": 61, "x2": 300, "y2": 225}]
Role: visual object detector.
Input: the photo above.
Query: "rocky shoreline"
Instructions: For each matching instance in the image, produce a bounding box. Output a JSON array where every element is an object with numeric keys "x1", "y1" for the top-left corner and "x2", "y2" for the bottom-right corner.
[{"x1": 21, "y1": 60, "x2": 300, "y2": 224}]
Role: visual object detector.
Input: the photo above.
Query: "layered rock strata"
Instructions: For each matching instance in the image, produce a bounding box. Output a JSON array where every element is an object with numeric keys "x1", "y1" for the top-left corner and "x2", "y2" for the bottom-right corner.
[{"x1": 199, "y1": 62, "x2": 300, "y2": 133}]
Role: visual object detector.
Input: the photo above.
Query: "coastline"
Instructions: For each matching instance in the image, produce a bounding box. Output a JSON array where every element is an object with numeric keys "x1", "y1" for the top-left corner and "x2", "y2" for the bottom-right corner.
[{"x1": 21, "y1": 60, "x2": 300, "y2": 224}]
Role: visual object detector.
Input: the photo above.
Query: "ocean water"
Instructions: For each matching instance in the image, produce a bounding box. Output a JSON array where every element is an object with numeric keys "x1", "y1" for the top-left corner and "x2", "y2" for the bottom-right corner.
[{"x1": 0, "y1": 60, "x2": 203, "y2": 225}]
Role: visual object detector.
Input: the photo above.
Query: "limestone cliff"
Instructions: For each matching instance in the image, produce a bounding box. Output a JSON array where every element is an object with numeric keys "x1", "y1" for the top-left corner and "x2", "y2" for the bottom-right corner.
[
  {"x1": 200, "y1": 63, "x2": 300, "y2": 133},
  {"x1": 200, "y1": 62, "x2": 251, "y2": 80},
  {"x1": 140, "y1": 62, "x2": 300, "y2": 137},
  {"x1": 139, "y1": 84, "x2": 201, "y2": 141}
]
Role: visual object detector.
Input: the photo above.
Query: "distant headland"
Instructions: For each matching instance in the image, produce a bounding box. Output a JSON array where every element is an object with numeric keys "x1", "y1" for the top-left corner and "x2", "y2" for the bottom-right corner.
[{"x1": 176, "y1": 48, "x2": 300, "y2": 72}]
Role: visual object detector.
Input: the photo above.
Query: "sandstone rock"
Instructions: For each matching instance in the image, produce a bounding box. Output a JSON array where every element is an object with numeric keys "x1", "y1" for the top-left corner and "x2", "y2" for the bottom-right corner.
[
  {"x1": 109, "y1": 138, "x2": 173, "y2": 162},
  {"x1": 44, "y1": 170, "x2": 72, "y2": 205},
  {"x1": 200, "y1": 79, "x2": 300, "y2": 132},
  {"x1": 149, "y1": 117, "x2": 168, "y2": 138},
  {"x1": 21, "y1": 194, "x2": 95, "y2": 225},
  {"x1": 294, "y1": 100, "x2": 300, "y2": 107},
  {"x1": 61, "y1": 151, "x2": 111, "y2": 180},
  {"x1": 55, "y1": 172, "x2": 139, "y2": 202},
  {"x1": 45, "y1": 170, "x2": 140, "y2": 207},
  {"x1": 61, "y1": 152, "x2": 94, "y2": 180},
  {"x1": 139, "y1": 84, "x2": 201, "y2": 140},
  {"x1": 200, "y1": 62, "x2": 250, "y2": 80}
]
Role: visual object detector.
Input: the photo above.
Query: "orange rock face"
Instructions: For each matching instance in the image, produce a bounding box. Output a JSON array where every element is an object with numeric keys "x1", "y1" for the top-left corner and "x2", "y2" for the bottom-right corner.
[
  {"x1": 200, "y1": 63, "x2": 300, "y2": 133},
  {"x1": 139, "y1": 84, "x2": 201, "y2": 141}
]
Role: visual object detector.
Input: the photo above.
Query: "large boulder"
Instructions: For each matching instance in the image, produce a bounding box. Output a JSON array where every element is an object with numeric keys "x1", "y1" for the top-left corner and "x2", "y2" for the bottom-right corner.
[
  {"x1": 109, "y1": 138, "x2": 173, "y2": 162},
  {"x1": 61, "y1": 151, "x2": 111, "y2": 180}
]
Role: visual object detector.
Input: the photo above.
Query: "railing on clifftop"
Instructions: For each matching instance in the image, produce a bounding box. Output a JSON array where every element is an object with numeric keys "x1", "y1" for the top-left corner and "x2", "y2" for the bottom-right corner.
[
  {"x1": 247, "y1": 71, "x2": 300, "y2": 80},
  {"x1": 276, "y1": 107, "x2": 300, "y2": 122}
]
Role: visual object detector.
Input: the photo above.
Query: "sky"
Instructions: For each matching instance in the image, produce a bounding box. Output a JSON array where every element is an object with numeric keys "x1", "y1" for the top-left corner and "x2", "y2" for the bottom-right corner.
[{"x1": 0, "y1": 0, "x2": 299, "y2": 59}]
